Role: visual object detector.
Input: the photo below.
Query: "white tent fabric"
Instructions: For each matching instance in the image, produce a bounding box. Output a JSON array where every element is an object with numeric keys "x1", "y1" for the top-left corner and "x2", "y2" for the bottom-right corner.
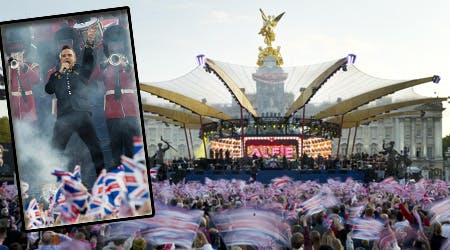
[{"x1": 140, "y1": 56, "x2": 444, "y2": 128}]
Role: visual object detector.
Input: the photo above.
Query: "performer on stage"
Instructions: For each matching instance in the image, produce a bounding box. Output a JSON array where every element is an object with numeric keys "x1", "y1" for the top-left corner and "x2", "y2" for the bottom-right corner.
[{"x1": 45, "y1": 27, "x2": 105, "y2": 175}]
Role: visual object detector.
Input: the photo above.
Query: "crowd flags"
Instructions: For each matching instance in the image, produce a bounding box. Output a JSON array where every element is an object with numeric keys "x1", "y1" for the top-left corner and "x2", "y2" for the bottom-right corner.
[
  {"x1": 210, "y1": 208, "x2": 291, "y2": 249},
  {"x1": 49, "y1": 165, "x2": 88, "y2": 224},
  {"x1": 25, "y1": 198, "x2": 44, "y2": 229},
  {"x1": 86, "y1": 169, "x2": 108, "y2": 218},
  {"x1": 104, "y1": 166, "x2": 127, "y2": 215},
  {"x1": 121, "y1": 154, "x2": 150, "y2": 206},
  {"x1": 132, "y1": 137, "x2": 146, "y2": 162},
  {"x1": 27, "y1": 136, "x2": 153, "y2": 228},
  {"x1": 428, "y1": 197, "x2": 450, "y2": 223},
  {"x1": 297, "y1": 188, "x2": 338, "y2": 215},
  {"x1": 349, "y1": 217, "x2": 384, "y2": 240},
  {"x1": 150, "y1": 166, "x2": 160, "y2": 180},
  {"x1": 272, "y1": 176, "x2": 292, "y2": 189},
  {"x1": 140, "y1": 202, "x2": 204, "y2": 248}
]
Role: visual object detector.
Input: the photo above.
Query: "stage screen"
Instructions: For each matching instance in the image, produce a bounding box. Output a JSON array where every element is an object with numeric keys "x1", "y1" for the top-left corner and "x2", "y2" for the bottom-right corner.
[{"x1": 245, "y1": 137, "x2": 298, "y2": 159}]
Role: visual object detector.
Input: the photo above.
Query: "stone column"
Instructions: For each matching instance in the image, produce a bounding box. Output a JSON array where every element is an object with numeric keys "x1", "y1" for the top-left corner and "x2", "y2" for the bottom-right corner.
[
  {"x1": 434, "y1": 116, "x2": 443, "y2": 160},
  {"x1": 422, "y1": 117, "x2": 427, "y2": 159},
  {"x1": 397, "y1": 118, "x2": 404, "y2": 151},
  {"x1": 411, "y1": 118, "x2": 416, "y2": 159},
  {"x1": 445, "y1": 147, "x2": 450, "y2": 182}
]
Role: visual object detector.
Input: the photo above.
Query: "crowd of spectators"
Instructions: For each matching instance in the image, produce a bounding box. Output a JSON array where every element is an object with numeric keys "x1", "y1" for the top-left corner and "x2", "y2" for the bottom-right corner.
[{"x1": 0, "y1": 173, "x2": 448, "y2": 249}]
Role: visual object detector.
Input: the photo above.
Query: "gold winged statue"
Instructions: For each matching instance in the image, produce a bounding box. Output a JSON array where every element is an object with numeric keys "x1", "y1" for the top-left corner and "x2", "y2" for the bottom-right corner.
[{"x1": 258, "y1": 8, "x2": 285, "y2": 47}]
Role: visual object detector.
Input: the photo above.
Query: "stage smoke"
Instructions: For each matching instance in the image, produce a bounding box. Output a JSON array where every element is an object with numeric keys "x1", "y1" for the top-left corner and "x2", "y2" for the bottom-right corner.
[{"x1": 13, "y1": 120, "x2": 69, "y2": 197}]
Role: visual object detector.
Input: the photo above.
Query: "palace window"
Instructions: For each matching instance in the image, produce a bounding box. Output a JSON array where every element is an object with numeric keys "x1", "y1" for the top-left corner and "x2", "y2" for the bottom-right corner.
[
  {"x1": 356, "y1": 143, "x2": 363, "y2": 154},
  {"x1": 370, "y1": 143, "x2": 378, "y2": 156},
  {"x1": 426, "y1": 146, "x2": 433, "y2": 159},
  {"x1": 416, "y1": 145, "x2": 422, "y2": 158},
  {"x1": 427, "y1": 126, "x2": 433, "y2": 137},
  {"x1": 385, "y1": 127, "x2": 392, "y2": 138},
  {"x1": 404, "y1": 124, "x2": 411, "y2": 139},
  {"x1": 415, "y1": 123, "x2": 422, "y2": 137},
  {"x1": 371, "y1": 127, "x2": 378, "y2": 140}
]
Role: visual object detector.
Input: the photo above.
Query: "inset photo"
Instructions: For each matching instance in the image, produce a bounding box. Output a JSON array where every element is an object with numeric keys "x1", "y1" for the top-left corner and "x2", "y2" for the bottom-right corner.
[{"x1": 0, "y1": 7, "x2": 154, "y2": 231}]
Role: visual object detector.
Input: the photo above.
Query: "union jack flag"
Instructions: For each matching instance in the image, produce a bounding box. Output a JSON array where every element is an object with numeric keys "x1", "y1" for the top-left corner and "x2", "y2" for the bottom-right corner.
[
  {"x1": 46, "y1": 185, "x2": 65, "y2": 226},
  {"x1": 150, "y1": 166, "x2": 160, "y2": 180},
  {"x1": 53, "y1": 185, "x2": 66, "y2": 208},
  {"x1": 51, "y1": 165, "x2": 81, "y2": 182},
  {"x1": 104, "y1": 166, "x2": 127, "y2": 214},
  {"x1": 272, "y1": 176, "x2": 292, "y2": 188},
  {"x1": 25, "y1": 198, "x2": 44, "y2": 229},
  {"x1": 298, "y1": 193, "x2": 325, "y2": 215},
  {"x1": 86, "y1": 169, "x2": 108, "y2": 217},
  {"x1": 121, "y1": 155, "x2": 150, "y2": 206},
  {"x1": 61, "y1": 175, "x2": 89, "y2": 211},
  {"x1": 211, "y1": 208, "x2": 291, "y2": 248},
  {"x1": 50, "y1": 166, "x2": 88, "y2": 224},
  {"x1": 57, "y1": 203, "x2": 80, "y2": 224},
  {"x1": 349, "y1": 217, "x2": 384, "y2": 240},
  {"x1": 132, "y1": 137, "x2": 146, "y2": 163},
  {"x1": 139, "y1": 203, "x2": 204, "y2": 248},
  {"x1": 429, "y1": 198, "x2": 450, "y2": 222}
]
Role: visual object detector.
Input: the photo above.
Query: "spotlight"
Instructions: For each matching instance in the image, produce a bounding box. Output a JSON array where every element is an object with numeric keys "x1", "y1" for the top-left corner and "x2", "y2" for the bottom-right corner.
[
  {"x1": 196, "y1": 54, "x2": 206, "y2": 66},
  {"x1": 432, "y1": 75, "x2": 440, "y2": 84},
  {"x1": 347, "y1": 53, "x2": 356, "y2": 64}
]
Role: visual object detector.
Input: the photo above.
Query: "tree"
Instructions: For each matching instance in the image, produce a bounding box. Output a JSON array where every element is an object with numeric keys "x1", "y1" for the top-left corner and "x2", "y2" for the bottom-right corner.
[
  {"x1": 443, "y1": 134, "x2": 450, "y2": 161},
  {"x1": 0, "y1": 116, "x2": 11, "y2": 143}
]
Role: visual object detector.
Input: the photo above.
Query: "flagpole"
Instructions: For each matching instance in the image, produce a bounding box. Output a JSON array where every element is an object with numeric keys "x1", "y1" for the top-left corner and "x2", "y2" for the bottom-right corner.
[
  {"x1": 346, "y1": 127, "x2": 352, "y2": 158},
  {"x1": 301, "y1": 106, "x2": 306, "y2": 156},
  {"x1": 351, "y1": 122, "x2": 359, "y2": 157},
  {"x1": 189, "y1": 128, "x2": 194, "y2": 159},
  {"x1": 240, "y1": 105, "x2": 245, "y2": 158},
  {"x1": 183, "y1": 123, "x2": 191, "y2": 162},
  {"x1": 336, "y1": 114, "x2": 344, "y2": 158},
  {"x1": 199, "y1": 115, "x2": 208, "y2": 158}
]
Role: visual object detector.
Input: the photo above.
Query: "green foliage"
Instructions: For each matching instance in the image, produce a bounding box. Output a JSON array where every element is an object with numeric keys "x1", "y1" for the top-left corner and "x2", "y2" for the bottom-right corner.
[
  {"x1": 443, "y1": 134, "x2": 450, "y2": 160},
  {"x1": 0, "y1": 116, "x2": 11, "y2": 143}
]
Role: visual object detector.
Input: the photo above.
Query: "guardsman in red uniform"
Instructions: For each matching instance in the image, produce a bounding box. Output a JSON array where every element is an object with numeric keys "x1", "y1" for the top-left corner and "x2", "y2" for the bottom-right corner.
[
  {"x1": 91, "y1": 25, "x2": 141, "y2": 167},
  {"x1": 7, "y1": 51, "x2": 40, "y2": 121},
  {"x1": 4, "y1": 27, "x2": 41, "y2": 122}
]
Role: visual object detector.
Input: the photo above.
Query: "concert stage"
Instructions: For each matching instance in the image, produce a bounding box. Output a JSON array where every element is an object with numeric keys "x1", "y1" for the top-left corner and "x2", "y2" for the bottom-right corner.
[{"x1": 169, "y1": 168, "x2": 372, "y2": 184}]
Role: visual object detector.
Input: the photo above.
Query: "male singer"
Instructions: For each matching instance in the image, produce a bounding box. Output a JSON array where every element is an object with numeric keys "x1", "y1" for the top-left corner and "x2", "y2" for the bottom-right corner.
[{"x1": 45, "y1": 27, "x2": 105, "y2": 175}]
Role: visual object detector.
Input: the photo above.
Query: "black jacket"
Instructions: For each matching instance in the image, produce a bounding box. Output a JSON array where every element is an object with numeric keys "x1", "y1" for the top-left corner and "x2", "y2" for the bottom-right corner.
[{"x1": 45, "y1": 47, "x2": 94, "y2": 117}]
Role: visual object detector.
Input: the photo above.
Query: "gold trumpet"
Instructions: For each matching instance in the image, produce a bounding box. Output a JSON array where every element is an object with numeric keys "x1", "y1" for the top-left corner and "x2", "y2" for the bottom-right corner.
[
  {"x1": 9, "y1": 58, "x2": 20, "y2": 69},
  {"x1": 107, "y1": 53, "x2": 128, "y2": 66}
]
